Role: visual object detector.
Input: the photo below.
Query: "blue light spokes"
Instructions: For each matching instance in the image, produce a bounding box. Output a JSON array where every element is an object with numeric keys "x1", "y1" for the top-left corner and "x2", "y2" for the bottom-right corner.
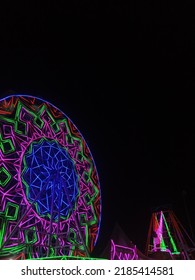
[{"x1": 22, "y1": 139, "x2": 79, "y2": 221}]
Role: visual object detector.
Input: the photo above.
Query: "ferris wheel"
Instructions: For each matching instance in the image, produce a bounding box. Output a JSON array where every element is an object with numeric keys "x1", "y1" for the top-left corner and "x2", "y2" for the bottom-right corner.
[{"x1": 0, "y1": 95, "x2": 101, "y2": 259}]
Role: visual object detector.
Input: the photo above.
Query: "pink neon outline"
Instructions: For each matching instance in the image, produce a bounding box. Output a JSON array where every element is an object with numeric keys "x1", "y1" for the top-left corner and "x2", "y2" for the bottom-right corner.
[{"x1": 111, "y1": 239, "x2": 138, "y2": 260}]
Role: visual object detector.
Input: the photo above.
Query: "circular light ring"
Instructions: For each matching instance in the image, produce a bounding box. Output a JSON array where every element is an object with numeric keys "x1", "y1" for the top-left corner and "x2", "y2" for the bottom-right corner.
[
  {"x1": 0, "y1": 95, "x2": 101, "y2": 258},
  {"x1": 22, "y1": 138, "x2": 80, "y2": 221}
]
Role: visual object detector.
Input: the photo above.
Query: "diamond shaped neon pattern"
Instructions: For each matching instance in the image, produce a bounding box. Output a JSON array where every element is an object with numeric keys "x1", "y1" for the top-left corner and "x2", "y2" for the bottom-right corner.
[
  {"x1": 0, "y1": 95, "x2": 101, "y2": 259},
  {"x1": 22, "y1": 139, "x2": 79, "y2": 221},
  {"x1": 0, "y1": 167, "x2": 12, "y2": 187}
]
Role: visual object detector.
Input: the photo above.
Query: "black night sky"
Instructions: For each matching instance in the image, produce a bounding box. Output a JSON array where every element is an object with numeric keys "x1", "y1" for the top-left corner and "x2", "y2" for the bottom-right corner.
[{"x1": 0, "y1": 2, "x2": 195, "y2": 256}]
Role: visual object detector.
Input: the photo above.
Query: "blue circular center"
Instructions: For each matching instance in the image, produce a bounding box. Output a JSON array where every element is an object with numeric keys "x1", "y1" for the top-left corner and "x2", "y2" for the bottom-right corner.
[{"x1": 22, "y1": 139, "x2": 79, "y2": 221}]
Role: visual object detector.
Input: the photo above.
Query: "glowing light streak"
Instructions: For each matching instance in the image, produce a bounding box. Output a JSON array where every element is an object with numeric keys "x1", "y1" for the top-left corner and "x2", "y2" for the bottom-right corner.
[{"x1": 162, "y1": 212, "x2": 179, "y2": 254}]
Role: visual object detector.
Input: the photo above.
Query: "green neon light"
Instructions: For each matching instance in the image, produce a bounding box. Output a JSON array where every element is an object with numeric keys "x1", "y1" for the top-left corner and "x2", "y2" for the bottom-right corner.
[
  {"x1": 0, "y1": 167, "x2": 12, "y2": 187},
  {"x1": 35, "y1": 255, "x2": 105, "y2": 260},
  {"x1": 25, "y1": 226, "x2": 38, "y2": 244},
  {"x1": 33, "y1": 104, "x2": 45, "y2": 128},
  {"x1": 47, "y1": 247, "x2": 55, "y2": 258},
  {"x1": 0, "y1": 202, "x2": 19, "y2": 252},
  {"x1": 67, "y1": 228, "x2": 87, "y2": 257},
  {"x1": 68, "y1": 228, "x2": 78, "y2": 244},
  {"x1": 84, "y1": 185, "x2": 99, "y2": 206},
  {"x1": 14, "y1": 101, "x2": 27, "y2": 134},
  {"x1": 79, "y1": 214, "x2": 89, "y2": 247},
  {"x1": 0, "y1": 216, "x2": 6, "y2": 248},
  {"x1": 45, "y1": 108, "x2": 60, "y2": 133},
  {"x1": 5, "y1": 202, "x2": 19, "y2": 220},
  {"x1": 0, "y1": 134, "x2": 15, "y2": 154},
  {"x1": 0, "y1": 101, "x2": 27, "y2": 135},
  {"x1": 162, "y1": 213, "x2": 180, "y2": 254},
  {"x1": 0, "y1": 244, "x2": 26, "y2": 256}
]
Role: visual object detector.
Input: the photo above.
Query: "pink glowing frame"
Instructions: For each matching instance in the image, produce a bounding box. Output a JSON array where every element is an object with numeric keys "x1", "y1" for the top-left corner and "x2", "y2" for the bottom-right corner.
[
  {"x1": 146, "y1": 210, "x2": 183, "y2": 256},
  {"x1": 110, "y1": 239, "x2": 138, "y2": 260}
]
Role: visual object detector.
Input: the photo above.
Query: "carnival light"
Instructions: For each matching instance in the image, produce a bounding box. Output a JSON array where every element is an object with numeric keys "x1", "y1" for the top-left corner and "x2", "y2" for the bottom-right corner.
[{"x1": 0, "y1": 95, "x2": 101, "y2": 259}]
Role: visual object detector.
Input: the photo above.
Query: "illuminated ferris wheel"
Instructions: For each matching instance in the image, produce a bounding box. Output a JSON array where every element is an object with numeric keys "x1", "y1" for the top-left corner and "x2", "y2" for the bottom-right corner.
[{"x1": 0, "y1": 95, "x2": 101, "y2": 259}]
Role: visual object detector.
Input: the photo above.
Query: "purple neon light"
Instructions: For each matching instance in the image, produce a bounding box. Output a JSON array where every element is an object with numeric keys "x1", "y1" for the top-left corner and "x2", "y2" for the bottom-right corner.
[
  {"x1": 110, "y1": 239, "x2": 138, "y2": 260},
  {"x1": 0, "y1": 95, "x2": 102, "y2": 258},
  {"x1": 153, "y1": 211, "x2": 164, "y2": 251}
]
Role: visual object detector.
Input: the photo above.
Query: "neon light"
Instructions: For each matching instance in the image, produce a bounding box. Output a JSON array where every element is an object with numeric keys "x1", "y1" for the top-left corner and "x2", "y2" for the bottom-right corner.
[
  {"x1": 153, "y1": 211, "x2": 166, "y2": 251},
  {"x1": 22, "y1": 138, "x2": 79, "y2": 221},
  {"x1": 150, "y1": 211, "x2": 180, "y2": 255},
  {"x1": 162, "y1": 212, "x2": 179, "y2": 254},
  {"x1": 110, "y1": 239, "x2": 138, "y2": 260},
  {"x1": 0, "y1": 95, "x2": 102, "y2": 259}
]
